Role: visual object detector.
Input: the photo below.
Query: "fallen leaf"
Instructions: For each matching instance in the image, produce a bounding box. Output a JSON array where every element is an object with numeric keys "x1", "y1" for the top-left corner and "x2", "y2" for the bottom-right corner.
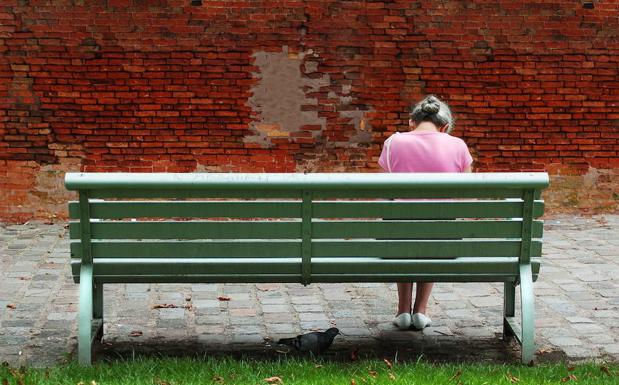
[
  {"x1": 264, "y1": 376, "x2": 283, "y2": 384},
  {"x1": 561, "y1": 374, "x2": 577, "y2": 382},
  {"x1": 152, "y1": 304, "x2": 177, "y2": 309},
  {"x1": 368, "y1": 370, "x2": 378, "y2": 378},
  {"x1": 256, "y1": 283, "x2": 278, "y2": 291},
  {"x1": 185, "y1": 296, "x2": 192, "y2": 302},
  {"x1": 536, "y1": 348, "x2": 553, "y2": 354},
  {"x1": 212, "y1": 376, "x2": 224, "y2": 384},
  {"x1": 383, "y1": 358, "x2": 393, "y2": 370},
  {"x1": 506, "y1": 372, "x2": 520, "y2": 383},
  {"x1": 350, "y1": 379, "x2": 356, "y2": 385},
  {"x1": 600, "y1": 366, "x2": 612, "y2": 375},
  {"x1": 315, "y1": 364, "x2": 323, "y2": 368},
  {"x1": 388, "y1": 373, "x2": 396, "y2": 381},
  {"x1": 154, "y1": 378, "x2": 171, "y2": 385},
  {"x1": 129, "y1": 330, "x2": 143, "y2": 337},
  {"x1": 218, "y1": 296, "x2": 231, "y2": 301},
  {"x1": 568, "y1": 366, "x2": 575, "y2": 371},
  {"x1": 6, "y1": 304, "x2": 16, "y2": 310}
]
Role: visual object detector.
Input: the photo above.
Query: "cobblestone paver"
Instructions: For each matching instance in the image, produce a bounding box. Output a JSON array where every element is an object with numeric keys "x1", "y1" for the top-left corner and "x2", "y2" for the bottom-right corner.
[{"x1": 1, "y1": 215, "x2": 617, "y2": 367}]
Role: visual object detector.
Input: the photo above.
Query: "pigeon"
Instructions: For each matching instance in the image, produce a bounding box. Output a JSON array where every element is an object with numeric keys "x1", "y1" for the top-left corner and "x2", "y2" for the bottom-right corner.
[{"x1": 277, "y1": 327, "x2": 340, "y2": 354}]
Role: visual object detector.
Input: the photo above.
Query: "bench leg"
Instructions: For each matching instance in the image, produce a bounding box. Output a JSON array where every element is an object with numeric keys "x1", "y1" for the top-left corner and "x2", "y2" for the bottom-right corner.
[
  {"x1": 503, "y1": 281, "x2": 516, "y2": 340},
  {"x1": 519, "y1": 263, "x2": 535, "y2": 365},
  {"x1": 93, "y1": 283, "x2": 104, "y2": 341},
  {"x1": 78, "y1": 265, "x2": 94, "y2": 366}
]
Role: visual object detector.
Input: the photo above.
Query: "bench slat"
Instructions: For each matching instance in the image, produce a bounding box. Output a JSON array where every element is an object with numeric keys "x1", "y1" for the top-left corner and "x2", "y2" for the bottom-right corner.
[
  {"x1": 68, "y1": 200, "x2": 544, "y2": 220},
  {"x1": 312, "y1": 220, "x2": 543, "y2": 239},
  {"x1": 68, "y1": 201, "x2": 301, "y2": 220},
  {"x1": 70, "y1": 221, "x2": 302, "y2": 240},
  {"x1": 79, "y1": 188, "x2": 533, "y2": 199},
  {"x1": 71, "y1": 240, "x2": 302, "y2": 258},
  {"x1": 70, "y1": 239, "x2": 542, "y2": 259},
  {"x1": 312, "y1": 239, "x2": 542, "y2": 258},
  {"x1": 65, "y1": 172, "x2": 550, "y2": 191},
  {"x1": 77, "y1": 274, "x2": 536, "y2": 284},
  {"x1": 311, "y1": 257, "x2": 540, "y2": 277},
  {"x1": 70, "y1": 257, "x2": 540, "y2": 283},
  {"x1": 69, "y1": 219, "x2": 542, "y2": 240},
  {"x1": 313, "y1": 200, "x2": 544, "y2": 219}
]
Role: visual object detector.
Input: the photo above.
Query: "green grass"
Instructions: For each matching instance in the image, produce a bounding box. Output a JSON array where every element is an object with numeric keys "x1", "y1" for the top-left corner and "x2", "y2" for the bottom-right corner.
[{"x1": 1, "y1": 357, "x2": 617, "y2": 385}]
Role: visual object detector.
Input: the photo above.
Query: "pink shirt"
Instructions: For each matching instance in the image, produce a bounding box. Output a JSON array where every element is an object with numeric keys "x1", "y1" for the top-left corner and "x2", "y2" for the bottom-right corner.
[{"x1": 378, "y1": 131, "x2": 473, "y2": 173}]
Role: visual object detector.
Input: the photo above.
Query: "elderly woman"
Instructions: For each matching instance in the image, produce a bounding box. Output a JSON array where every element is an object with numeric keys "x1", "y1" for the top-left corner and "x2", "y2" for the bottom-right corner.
[{"x1": 378, "y1": 95, "x2": 473, "y2": 330}]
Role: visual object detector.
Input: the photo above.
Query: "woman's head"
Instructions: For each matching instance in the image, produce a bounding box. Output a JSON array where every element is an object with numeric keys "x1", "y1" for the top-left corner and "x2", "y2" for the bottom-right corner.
[{"x1": 410, "y1": 95, "x2": 455, "y2": 133}]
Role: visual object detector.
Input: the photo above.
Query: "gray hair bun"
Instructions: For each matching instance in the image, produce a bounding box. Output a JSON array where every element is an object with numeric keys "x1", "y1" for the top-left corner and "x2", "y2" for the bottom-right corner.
[
  {"x1": 410, "y1": 95, "x2": 455, "y2": 133},
  {"x1": 420, "y1": 97, "x2": 440, "y2": 114}
]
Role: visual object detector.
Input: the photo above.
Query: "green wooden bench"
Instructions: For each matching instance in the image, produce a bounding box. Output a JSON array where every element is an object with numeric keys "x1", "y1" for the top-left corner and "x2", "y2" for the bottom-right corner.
[{"x1": 66, "y1": 172, "x2": 548, "y2": 365}]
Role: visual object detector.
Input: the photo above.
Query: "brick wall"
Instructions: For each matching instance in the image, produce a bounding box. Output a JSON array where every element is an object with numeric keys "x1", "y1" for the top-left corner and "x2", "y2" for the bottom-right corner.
[{"x1": 1, "y1": 0, "x2": 618, "y2": 222}]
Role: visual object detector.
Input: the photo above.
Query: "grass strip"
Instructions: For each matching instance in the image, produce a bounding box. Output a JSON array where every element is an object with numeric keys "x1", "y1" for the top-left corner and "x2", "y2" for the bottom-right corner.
[{"x1": 1, "y1": 357, "x2": 617, "y2": 385}]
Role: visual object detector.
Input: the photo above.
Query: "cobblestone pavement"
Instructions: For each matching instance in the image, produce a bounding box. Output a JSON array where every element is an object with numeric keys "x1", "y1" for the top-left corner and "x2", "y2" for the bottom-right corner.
[{"x1": 1, "y1": 215, "x2": 618, "y2": 367}]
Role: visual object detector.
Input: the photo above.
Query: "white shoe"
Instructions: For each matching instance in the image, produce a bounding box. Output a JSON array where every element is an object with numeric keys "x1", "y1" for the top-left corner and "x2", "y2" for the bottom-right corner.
[
  {"x1": 412, "y1": 313, "x2": 432, "y2": 330},
  {"x1": 393, "y1": 313, "x2": 412, "y2": 330}
]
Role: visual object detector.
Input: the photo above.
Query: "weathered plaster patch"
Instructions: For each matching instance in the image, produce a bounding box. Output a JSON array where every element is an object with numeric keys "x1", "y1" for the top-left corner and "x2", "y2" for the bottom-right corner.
[
  {"x1": 245, "y1": 50, "x2": 328, "y2": 147},
  {"x1": 14, "y1": 158, "x2": 82, "y2": 221},
  {"x1": 540, "y1": 167, "x2": 618, "y2": 213},
  {"x1": 245, "y1": 48, "x2": 375, "y2": 173}
]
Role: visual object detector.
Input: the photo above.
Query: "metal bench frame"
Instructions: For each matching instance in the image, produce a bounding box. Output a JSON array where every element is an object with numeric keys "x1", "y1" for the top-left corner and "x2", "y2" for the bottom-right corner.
[{"x1": 66, "y1": 172, "x2": 549, "y2": 365}]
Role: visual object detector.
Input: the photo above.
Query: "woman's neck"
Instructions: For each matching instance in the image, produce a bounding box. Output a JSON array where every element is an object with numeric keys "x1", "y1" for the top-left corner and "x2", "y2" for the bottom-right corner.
[{"x1": 413, "y1": 122, "x2": 441, "y2": 133}]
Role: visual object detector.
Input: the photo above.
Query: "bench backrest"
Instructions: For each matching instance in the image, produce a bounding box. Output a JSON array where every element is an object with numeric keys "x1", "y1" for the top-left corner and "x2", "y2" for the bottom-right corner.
[{"x1": 66, "y1": 172, "x2": 548, "y2": 284}]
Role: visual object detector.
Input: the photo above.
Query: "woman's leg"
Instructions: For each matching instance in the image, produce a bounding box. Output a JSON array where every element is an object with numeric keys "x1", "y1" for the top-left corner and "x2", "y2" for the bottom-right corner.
[
  {"x1": 411, "y1": 282, "x2": 434, "y2": 329},
  {"x1": 412, "y1": 282, "x2": 434, "y2": 314},
  {"x1": 394, "y1": 282, "x2": 413, "y2": 330},
  {"x1": 397, "y1": 282, "x2": 413, "y2": 314}
]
